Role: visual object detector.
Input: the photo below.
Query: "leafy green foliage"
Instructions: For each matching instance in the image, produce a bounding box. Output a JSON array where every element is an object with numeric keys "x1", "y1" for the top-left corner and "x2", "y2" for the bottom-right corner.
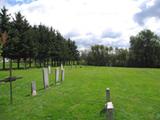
[
  {"x1": 0, "y1": 7, "x2": 79, "y2": 69},
  {"x1": 82, "y1": 45, "x2": 128, "y2": 66},
  {"x1": 129, "y1": 29, "x2": 160, "y2": 67},
  {"x1": 81, "y1": 29, "x2": 160, "y2": 67}
]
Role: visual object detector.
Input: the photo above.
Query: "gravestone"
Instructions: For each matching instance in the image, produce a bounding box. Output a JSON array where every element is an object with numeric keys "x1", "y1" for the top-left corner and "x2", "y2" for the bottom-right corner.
[
  {"x1": 31, "y1": 81, "x2": 36, "y2": 96},
  {"x1": 43, "y1": 68, "x2": 49, "y2": 89},
  {"x1": 48, "y1": 65, "x2": 51, "y2": 74},
  {"x1": 61, "y1": 64, "x2": 63, "y2": 70},
  {"x1": 106, "y1": 88, "x2": 110, "y2": 102},
  {"x1": 55, "y1": 68, "x2": 59, "y2": 84},
  {"x1": 61, "y1": 69, "x2": 65, "y2": 81},
  {"x1": 106, "y1": 102, "x2": 114, "y2": 120}
]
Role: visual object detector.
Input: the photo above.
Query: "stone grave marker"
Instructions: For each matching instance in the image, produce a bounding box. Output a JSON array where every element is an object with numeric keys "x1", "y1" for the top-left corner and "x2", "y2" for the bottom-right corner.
[
  {"x1": 106, "y1": 102, "x2": 114, "y2": 120},
  {"x1": 61, "y1": 64, "x2": 63, "y2": 70},
  {"x1": 55, "y1": 68, "x2": 59, "y2": 84},
  {"x1": 61, "y1": 69, "x2": 65, "y2": 81},
  {"x1": 48, "y1": 65, "x2": 51, "y2": 74},
  {"x1": 43, "y1": 68, "x2": 49, "y2": 89},
  {"x1": 31, "y1": 81, "x2": 36, "y2": 96},
  {"x1": 106, "y1": 88, "x2": 110, "y2": 102}
]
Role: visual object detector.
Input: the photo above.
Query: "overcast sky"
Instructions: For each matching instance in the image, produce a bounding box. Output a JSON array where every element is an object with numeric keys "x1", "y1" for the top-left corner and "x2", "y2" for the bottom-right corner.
[{"x1": 1, "y1": 0, "x2": 160, "y2": 50}]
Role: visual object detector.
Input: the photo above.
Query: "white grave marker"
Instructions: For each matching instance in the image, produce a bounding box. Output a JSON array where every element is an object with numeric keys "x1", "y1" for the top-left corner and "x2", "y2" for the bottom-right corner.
[
  {"x1": 31, "y1": 81, "x2": 36, "y2": 96},
  {"x1": 61, "y1": 69, "x2": 64, "y2": 81},
  {"x1": 43, "y1": 68, "x2": 49, "y2": 89},
  {"x1": 61, "y1": 64, "x2": 63, "y2": 70},
  {"x1": 48, "y1": 65, "x2": 51, "y2": 74},
  {"x1": 55, "y1": 68, "x2": 59, "y2": 84},
  {"x1": 106, "y1": 102, "x2": 114, "y2": 120}
]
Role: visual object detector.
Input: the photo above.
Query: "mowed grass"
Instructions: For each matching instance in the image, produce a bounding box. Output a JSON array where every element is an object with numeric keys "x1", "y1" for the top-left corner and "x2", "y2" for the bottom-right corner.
[{"x1": 0, "y1": 66, "x2": 160, "y2": 120}]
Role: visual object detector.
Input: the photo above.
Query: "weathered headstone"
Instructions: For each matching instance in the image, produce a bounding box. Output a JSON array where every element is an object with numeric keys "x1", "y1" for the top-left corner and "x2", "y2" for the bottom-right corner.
[
  {"x1": 106, "y1": 88, "x2": 110, "y2": 102},
  {"x1": 55, "y1": 68, "x2": 59, "y2": 84},
  {"x1": 106, "y1": 102, "x2": 114, "y2": 120},
  {"x1": 43, "y1": 68, "x2": 49, "y2": 89},
  {"x1": 31, "y1": 81, "x2": 36, "y2": 96},
  {"x1": 61, "y1": 69, "x2": 64, "y2": 81},
  {"x1": 61, "y1": 64, "x2": 63, "y2": 70},
  {"x1": 48, "y1": 65, "x2": 51, "y2": 74}
]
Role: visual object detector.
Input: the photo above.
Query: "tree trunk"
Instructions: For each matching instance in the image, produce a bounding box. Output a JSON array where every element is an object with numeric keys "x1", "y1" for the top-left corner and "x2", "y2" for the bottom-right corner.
[
  {"x1": 51, "y1": 59, "x2": 53, "y2": 67},
  {"x1": 17, "y1": 59, "x2": 20, "y2": 69},
  {"x1": 39, "y1": 61, "x2": 42, "y2": 67},
  {"x1": 2, "y1": 57, "x2": 5, "y2": 70},
  {"x1": 34, "y1": 59, "x2": 37, "y2": 67},
  {"x1": 24, "y1": 58, "x2": 27, "y2": 69},
  {"x1": 29, "y1": 57, "x2": 32, "y2": 68},
  {"x1": 47, "y1": 59, "x2": 49, "y2": 66},
  {"x1": 54, "y1": 60, "x2": 56, "y2": 66},
  {"x1": 43, "y1": 60, "x2": 46, "y2": 67},
  {"x1": 55, "y1": 61, "x2": 57, "y2": 66}
]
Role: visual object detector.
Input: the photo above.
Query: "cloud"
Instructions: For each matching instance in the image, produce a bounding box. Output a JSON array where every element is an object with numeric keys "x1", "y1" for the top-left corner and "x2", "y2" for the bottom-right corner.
[
  {"x1": 134, "y1": 0, "x2": 160, "y2": 25},
  {"x1": 0, "y1": 0, "x2": 37, "y2": 8},
  {"x1": 64, "y1": 30, "x2": 80, "y2": 39},
  {"x1": 101, "y1": 29, "x2": 121, "y2": 39},
  {"x1": 72, "y1": 33, "x2": 129, "y2": 50},
  {"x1": 2, "y1": 0, "x2": 159, "y2": 50},
  {"x1": 6, "y1": 0, "x2": 36, "y2": 5}
]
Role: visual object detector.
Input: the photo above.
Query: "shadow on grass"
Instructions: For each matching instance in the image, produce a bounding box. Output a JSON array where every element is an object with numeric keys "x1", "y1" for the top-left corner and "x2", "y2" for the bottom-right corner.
[
  {"x1": 99, "y1": 107, "x2": 107, "y2": 116},
  {"x1": 25, "y1": 82, "x2": 61, "y2": 97}
]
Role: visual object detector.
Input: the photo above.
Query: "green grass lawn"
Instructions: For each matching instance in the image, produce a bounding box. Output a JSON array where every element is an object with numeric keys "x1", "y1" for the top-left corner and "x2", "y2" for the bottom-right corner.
[{"x1": 0, "y1": 66, "x2": 160, "y2": 120}]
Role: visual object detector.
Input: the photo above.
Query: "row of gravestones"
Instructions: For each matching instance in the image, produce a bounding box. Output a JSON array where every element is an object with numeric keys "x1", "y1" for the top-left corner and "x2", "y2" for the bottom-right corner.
[
  {"x1": 31, "y1": 65, "x2": 65, "y2": 96},
  {"x1": 105, "y1": 88, "x2": 114, "y2": 120}
]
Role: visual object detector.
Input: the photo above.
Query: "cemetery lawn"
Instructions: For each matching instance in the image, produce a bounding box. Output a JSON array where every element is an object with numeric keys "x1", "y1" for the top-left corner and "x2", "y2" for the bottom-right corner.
[{"x1": 0, "y1": 66, "x2": 160, "y2": 120}]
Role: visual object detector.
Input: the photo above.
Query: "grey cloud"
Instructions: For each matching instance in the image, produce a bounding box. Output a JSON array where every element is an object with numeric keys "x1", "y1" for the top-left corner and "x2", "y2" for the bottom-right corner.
[
  {"x1": 28, "y1": 5, "x2": 42, "y2": 12},
  {"x1": 74, "y1": 35, "x2": 99, "y2": 49},
  {"x1": 72, "y1": 34, "x2": 129, "y2": 50},
  {"x1": 64, "y1": 30, "x2": 80, "y2": 39},
  {"x1": 106, "y1": 40, "x2": 129, "y2": 48},
  {"x1": 86, "y1": 32, "x2": 93, "y2": 36},
  {"x1": 99, "y1": 38, "x2": 129, "y2": 48},
  {"x1": 101, "y1": 29, "x2": 121, "y2": 38},
  {"x1": 65, "y1": 31, "x2": 127, "y2": 50},
  {"x1": 134, "y1": 0, "x2": 160, "y2": 25}
]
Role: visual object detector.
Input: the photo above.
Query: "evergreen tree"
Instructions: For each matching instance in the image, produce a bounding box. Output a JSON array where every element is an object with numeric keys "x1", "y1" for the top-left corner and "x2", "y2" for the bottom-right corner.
[
  {"x1": 1, "y1": 7, "x2": 80, "y2": 69},
  {"x1": 0, "y1": 6, "x2": 10, "y2": 69}
]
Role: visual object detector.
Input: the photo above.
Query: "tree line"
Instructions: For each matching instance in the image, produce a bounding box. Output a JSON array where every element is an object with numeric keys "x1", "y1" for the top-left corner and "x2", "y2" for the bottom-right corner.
[
  {"x1": 0, "y1": 7, "x2": 79, "y2": 69},
  {"x1": 1, "y1": 7, "x2": 160, "y2": 68},
  {"x1": 80, "y1": 29, "x2": 160, "y2": 68}
]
